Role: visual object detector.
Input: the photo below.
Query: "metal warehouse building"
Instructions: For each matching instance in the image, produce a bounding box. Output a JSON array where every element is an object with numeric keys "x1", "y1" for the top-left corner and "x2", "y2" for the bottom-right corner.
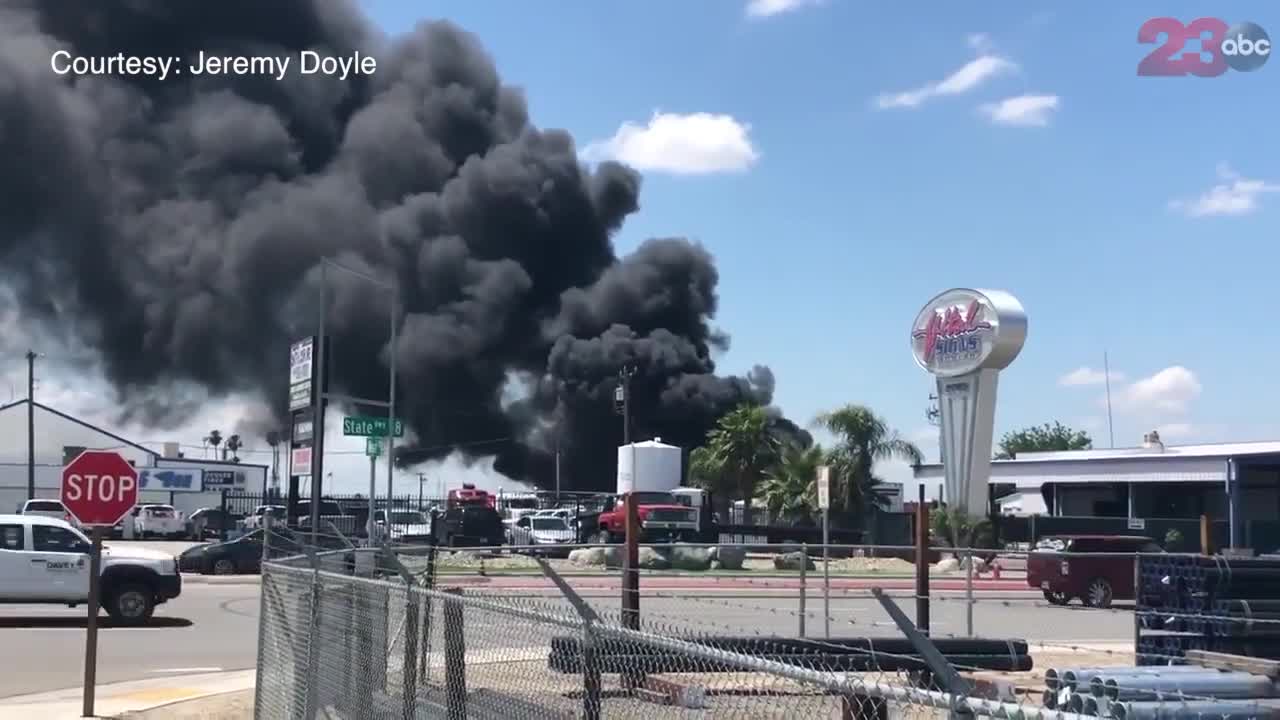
[
  {"x1": 0, "y1": 399, "x2": 267, "y2": 515},
  {"x1": 913, "y1": 431, "x2": 1280, "y2": 549}
]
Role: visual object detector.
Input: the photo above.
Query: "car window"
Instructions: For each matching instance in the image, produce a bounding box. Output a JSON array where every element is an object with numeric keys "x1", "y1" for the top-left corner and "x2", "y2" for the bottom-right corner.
[
  {"x1": 0, "y1": 524, "x2": 23, "y2": 550},
  {"x1": 25, "y1": 500, "x2": 64, "y2": 512},
  {"x1": 33, "y1": 525, "x2": 89, "y2": 553}
]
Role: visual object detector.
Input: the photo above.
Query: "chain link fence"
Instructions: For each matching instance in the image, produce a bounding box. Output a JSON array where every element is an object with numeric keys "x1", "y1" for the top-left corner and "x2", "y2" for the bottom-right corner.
[{"x1": 254, "y1": 545, "x2": 1095, "y2": 720}]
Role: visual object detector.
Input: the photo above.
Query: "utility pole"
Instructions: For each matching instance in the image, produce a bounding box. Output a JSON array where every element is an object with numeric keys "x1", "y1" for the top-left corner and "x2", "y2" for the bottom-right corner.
[
  {"x1": 417, "y1": 473, "x2": 426, "y2": 511},
  {"x1": 26, "y1": 350, "x2": 36, "y2": 500},
  {"x1": 615, "y1": 366, "x2": 635, "y2": 446},
  {"x1": 926, "y1": 392, "x2": 943, "y2": 466}
]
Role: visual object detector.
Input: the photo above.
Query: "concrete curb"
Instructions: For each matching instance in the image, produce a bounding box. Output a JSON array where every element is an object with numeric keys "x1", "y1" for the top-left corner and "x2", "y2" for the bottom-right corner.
[{"x1": 0, "y1": 670, "x2": 255, "y2": 719}]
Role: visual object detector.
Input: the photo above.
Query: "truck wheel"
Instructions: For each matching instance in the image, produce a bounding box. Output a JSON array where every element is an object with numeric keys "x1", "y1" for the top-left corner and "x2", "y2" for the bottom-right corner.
[
  {"x1": 1084, "y1": 578, "x2": 1113, "y2": 609},
  {"x1": 1043, "y1": 590, "x2": 1069, "y2": 606},
  {"x1": 105, "y1": 584, "x2": 155, "y2": 626},
  {"x1": 591, "y1": 530, "x2": 612, "y2": 545}
]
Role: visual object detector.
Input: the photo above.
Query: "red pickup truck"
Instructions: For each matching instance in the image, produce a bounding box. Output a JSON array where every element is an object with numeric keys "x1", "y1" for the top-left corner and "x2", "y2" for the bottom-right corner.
[
  {"x1": 590, "y1": 491, "x2": 700, "y2": 544},
  {"x1": 1026, "y1": 535, "x2": 1163, "y2": 608}
]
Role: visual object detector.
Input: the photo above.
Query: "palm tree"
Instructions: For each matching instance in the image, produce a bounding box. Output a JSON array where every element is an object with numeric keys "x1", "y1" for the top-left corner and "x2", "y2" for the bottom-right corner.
[
  {"x1": 812, "y1": 405, "x2": 922, "y2": 522},
  {"x1": 225, "y1": 434, "x2": 242, "y2": 462},
  {"x1": 758, "y1": 443, "x2": 824, "y2": 525},
  {"x1": 206, "y1": 430, "x2": 223, "y2": 460},
  {"x1": 693, "y1": 403, "x2": 782, "y2": 524}
]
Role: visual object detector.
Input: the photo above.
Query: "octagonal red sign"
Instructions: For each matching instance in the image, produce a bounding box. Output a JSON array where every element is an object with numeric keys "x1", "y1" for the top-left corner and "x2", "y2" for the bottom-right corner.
[{"x1": 61, "y1": 451, "x2": 140, "y2": 527}]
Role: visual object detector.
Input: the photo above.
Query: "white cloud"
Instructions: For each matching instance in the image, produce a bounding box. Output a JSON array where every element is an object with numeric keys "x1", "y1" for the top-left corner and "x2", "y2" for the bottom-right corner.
[
  {"x1": 875, "y1": 54, "x2": 1016, "y2": 110},
  {"x1": 1059, "y1": 366, "x2": 1125, "y2": 387},
  {"x1": 1110, "y1": 366, "x2": 1202, "y2": 415},
  {"x1": 745, "y1": 0, "x2": 823, "y2": 18},
  {"x1": 1154, "y1": 422, "x2": 1197, "y2": 440},
  {"x1": 1170, "y1": 164, "x2": 1280, "y2": 217},
  {"x1": 581, "y1": 111, "x2": 760, "y2": 175},
  {"x1": 979, "y1": 93, "x2": 1060, "y2": 127}
]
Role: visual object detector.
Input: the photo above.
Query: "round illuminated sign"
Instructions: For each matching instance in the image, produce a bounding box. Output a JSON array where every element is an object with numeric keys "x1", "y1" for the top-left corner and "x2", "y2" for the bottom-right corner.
[{"x1": 910, "y1": 288, "x2": 1027, "y2": 378}]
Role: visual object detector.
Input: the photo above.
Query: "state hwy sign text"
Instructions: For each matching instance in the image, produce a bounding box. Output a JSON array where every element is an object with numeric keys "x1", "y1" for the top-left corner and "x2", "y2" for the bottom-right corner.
[{"x1": 342, "y1": 416, "x2": 404, "y2": 437}]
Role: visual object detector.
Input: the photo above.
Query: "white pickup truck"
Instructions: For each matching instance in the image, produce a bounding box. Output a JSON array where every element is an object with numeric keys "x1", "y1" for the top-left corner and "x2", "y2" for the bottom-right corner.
[
  {"x1": 0, "y1": 514, "x2": 182, "y2": 624},
  {"x1": 134, "y1": 504, "x2": 185, "y2": 538}
]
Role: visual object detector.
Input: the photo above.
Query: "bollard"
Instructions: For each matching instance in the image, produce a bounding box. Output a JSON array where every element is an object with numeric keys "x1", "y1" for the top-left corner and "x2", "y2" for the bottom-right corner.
[{"x1": 798, "y1": 543, "x2": 808, "y2": 638}]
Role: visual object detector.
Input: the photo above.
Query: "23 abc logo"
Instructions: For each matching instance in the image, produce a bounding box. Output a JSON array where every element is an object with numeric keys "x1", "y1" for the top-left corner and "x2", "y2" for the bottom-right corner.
[{"x1": 1138, "y1": 18, "x2": 1270, "y2": 76}]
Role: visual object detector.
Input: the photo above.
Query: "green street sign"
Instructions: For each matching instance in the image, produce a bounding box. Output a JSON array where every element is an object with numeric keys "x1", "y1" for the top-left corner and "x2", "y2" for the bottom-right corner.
[
  {"x1": 343, "y1": 416, "x2": 404, "y2": 437},
  {"x1": 366, "y1": 438, "x2": 383, "y2": 457}
]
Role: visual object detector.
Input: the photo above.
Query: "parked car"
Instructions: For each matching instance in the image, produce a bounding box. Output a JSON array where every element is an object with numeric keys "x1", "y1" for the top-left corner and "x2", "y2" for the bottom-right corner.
[
  {"x1": 509, "y1": 515, "x2": 575, "y2": 556},
  {"x1": 134, "y1": 505, "x2": 185, "y2": 539},
  {"x1": 177, "y1": 527, "x2": 356, "y2": 575},
  {"x1": 374, "y1": 510, "x2": 433, "y2": 544},
  {"x1": 242, "y1": 505, "x2": 286, "y2": 531},
  {"x1": 439, "y1": 505, "x2": 504, "y2": 548},
  {"x1": 1026, "y1": 535, "x2": 1164, "y2": 608},
  {"x1": 185, "y1": 508, "x2": 238, "y2": 540},
  {"x1": 19, "y1": 499, "x2": 79, "y2": 528}
]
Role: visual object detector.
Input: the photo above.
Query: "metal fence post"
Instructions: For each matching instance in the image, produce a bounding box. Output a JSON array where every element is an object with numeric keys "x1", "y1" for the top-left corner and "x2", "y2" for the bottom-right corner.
[
  {"x1": 444, "y1": 589, "x2": 467, "y2": 720},
  {"x1": 823, "y1": 521, "x2": 831, "y2": 639},
  {"x1": 582, "y1": 619, "x2": 602, "y2": 720},
  {"x1": 798, "y1": 542, "x2": 807, "y2": 638},
  {"x1": 302, "y1": 558, "x2": 323, "y2": 720},
  {"x1": 402, "y1": 580, "x2": 420, "y2": 720},
  {"x1": 964, "y1": 548, "x2": 974, "y2": 638}
]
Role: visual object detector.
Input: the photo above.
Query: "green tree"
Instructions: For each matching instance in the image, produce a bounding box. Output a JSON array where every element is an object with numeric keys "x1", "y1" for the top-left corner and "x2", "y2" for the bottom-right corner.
[
  {"x1": 930, "y1": 506, "x2": 993, "y2": 551},
  {"x1": 995, "y1": 421, "x2": 1091, "y2": 460},
  {"x1": 690, "y1": 403, "x2": 782, "y2": 524},
  {"x1": 812, "y1": 405, "x2": 922, "y2": 521},
  {"x1": 758, "y1": 443, "x2": 825, "y2": 525}
]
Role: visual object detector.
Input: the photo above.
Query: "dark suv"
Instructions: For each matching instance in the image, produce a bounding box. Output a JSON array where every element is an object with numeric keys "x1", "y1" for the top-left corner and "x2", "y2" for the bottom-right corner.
[{"x1": 1026, "y1": 535, "x2": 1163, "y2": 608}]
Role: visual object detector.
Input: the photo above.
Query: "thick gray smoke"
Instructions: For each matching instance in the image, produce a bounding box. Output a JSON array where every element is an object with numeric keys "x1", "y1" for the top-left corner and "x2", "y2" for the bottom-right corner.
[{"x1": 0, "y1": 0, "x2": 805, "y2": 489}]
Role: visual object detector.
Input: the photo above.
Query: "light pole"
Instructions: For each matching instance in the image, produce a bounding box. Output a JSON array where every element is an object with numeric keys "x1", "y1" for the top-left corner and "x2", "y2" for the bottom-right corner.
[
  {"x1": 312, "y1": 258, "x2": 398, "y2": 542},
  {"x1": 417, "y1": 473, "x2": 426, "y2": 511}
]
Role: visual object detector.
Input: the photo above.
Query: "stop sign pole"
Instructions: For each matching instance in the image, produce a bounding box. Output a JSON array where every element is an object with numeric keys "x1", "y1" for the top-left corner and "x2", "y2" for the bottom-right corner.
[{"x1": 61, "y1": 450, "x2": 139, "y2": 718}]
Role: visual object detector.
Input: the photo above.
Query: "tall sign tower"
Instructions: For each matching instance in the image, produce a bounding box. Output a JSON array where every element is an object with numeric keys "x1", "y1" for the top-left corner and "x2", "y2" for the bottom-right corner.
[{"x1": 910, "y1": 289, "x2": 1027, "y2": 517}]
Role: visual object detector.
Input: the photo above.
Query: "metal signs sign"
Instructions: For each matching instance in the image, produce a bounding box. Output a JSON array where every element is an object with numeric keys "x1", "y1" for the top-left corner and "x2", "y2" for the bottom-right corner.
[
  {"x1": 137, "y1": 468, "x2": 205, "y2": 493},
  {"x1": 911, "y1": 288, "x2": 1027, "y2": 518},
  {"x1": 291, "y1": 446, "x2": 313, "y2": 477},
  {"x1": 289, "y1": 337, "x2": 315, "y2": 412},
  {"x1": 203, "y1": 470, "x2": 247, "y2": 490},
  {"x1": 366, "y1": 437, "x2": 383, "y2": 457},
  {"x1": 816, "y1": 465, "x2": 831, "y2": 510},
  {"x1": 910, "y1": 289, "x2": 1027, "y2": 378},
  {"x1": 292, "y1": 411, "x2": 314, "y2": 443},
  {"x1": 343, "y1": 416, "x2": 404, "y2": 437}
]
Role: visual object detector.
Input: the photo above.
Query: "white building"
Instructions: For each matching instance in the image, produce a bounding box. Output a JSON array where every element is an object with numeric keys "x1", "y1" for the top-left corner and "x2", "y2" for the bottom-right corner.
[
  {"x1": 913, "y1": 430, "x2": 1280, "y2": 546},
  {"x1": 0, "y1": 399, "x2": 267, "y2": 515}
]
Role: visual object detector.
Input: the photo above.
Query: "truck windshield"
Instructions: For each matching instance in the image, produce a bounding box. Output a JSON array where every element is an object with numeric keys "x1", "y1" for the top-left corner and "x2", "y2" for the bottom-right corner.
[
  {"x1": 146, "y1": 507, "x2": 175, "y2": 517},
  {"x1": 628, "y1": 492, "x2": 675, "y2": 505},
  {"x1": 504, "y1": 498, "x2": 539, "y2": 509}
]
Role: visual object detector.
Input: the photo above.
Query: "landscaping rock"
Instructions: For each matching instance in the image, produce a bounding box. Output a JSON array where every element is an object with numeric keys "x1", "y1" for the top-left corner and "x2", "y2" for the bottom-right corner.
[
  {"x1": 931, "y1": 557, "x2": 960, "y2": 574},
  {"x1": 569, "y1": 547, "x2": 622, "y2": 568},
  {"x1": 712, "y1": 545, "x2": 747, "y2": 571},
  {"x1": 670, "y1": 544, "x2": 713, "y2": 571},
  {"x1": 638, "y1": 546, "x2": 670, "y2": 570},
  {"x1": 773, "y1": 551, "x2": 815, "y2": 571}
]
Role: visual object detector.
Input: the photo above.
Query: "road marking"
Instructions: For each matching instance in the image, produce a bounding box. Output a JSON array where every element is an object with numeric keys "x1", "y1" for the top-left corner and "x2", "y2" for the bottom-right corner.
[{"x1": 147, "y1": 667, "x2": 224, "y2": 673}]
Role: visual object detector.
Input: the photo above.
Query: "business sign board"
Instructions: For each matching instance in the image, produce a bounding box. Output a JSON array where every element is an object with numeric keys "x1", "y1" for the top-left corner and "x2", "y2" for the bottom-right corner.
[
  {"x1": 289, "y1": 337, "x2": 315, "y2": 412},
  {"x1": 293, "y1": 410, "x2": 314, "y2": 443},
  {"x1": 204, "y1": 470, "x2": 248, "y2": 490},
  {"x1": 291, "y1": 446, "x2": 313, "y2": 477},
  {"x1": 911, "y1": 288, "x2": 1026, "y2": 518},
  {"x1": 137, "y1": 467, "x2": 205, "y2": 493}
]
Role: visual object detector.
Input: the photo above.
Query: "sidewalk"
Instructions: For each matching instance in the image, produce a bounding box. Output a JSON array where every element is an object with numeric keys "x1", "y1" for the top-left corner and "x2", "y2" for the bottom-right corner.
[{"x1": 0, "y1": 670, "x2": 254, "y2": 719}]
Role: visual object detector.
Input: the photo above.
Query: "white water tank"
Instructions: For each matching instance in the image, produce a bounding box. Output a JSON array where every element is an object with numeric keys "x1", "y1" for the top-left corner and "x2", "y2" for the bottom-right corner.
[{"x1": 616, "y1": 439, "x2": 683, "y2": 495}]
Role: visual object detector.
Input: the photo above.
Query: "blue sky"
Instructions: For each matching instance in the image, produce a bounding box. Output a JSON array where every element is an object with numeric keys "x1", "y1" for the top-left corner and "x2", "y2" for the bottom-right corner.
[
  {"x1": 17, "y1": 1, "x2": 1274, "y2": 495},
  {"x1": 352, "y1": 1, "x2": 1279, "y2": 487}
]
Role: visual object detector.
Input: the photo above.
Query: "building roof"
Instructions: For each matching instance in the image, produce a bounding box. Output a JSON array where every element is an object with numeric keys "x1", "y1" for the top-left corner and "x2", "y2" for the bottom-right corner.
[
  {"x1": 915, "y1": 439, "x2": 1280, "y2": 473},
  {"x1": 0, "y1": 399, "x2": 158, "y2": 459}
]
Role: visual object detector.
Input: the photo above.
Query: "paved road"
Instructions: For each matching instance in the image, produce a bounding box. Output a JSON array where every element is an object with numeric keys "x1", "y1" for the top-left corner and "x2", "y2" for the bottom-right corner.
[
  {"x1": 0, "y1": 579, "x2": 1136, "y2": 698},
  {"x1": 0, "y1": 583, "x2": 260, "y2": 698}
]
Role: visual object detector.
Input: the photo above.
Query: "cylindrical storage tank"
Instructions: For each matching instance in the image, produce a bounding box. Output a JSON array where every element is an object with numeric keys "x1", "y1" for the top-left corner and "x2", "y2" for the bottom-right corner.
[{"x1": 617, "y1": 439, "x2": 683, "y2": 494}]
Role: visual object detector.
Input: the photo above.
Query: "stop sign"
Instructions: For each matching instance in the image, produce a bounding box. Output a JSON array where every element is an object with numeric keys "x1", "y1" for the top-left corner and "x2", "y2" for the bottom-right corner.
[{"x1": 61, "y1": 451, "x2": 140, "y2": 526}]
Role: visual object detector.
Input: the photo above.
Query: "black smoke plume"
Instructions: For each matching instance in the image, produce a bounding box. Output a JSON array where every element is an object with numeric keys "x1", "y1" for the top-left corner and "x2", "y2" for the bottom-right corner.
[{"x1": 0, "y1": 0, "x2": 804, "y2": 490}]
